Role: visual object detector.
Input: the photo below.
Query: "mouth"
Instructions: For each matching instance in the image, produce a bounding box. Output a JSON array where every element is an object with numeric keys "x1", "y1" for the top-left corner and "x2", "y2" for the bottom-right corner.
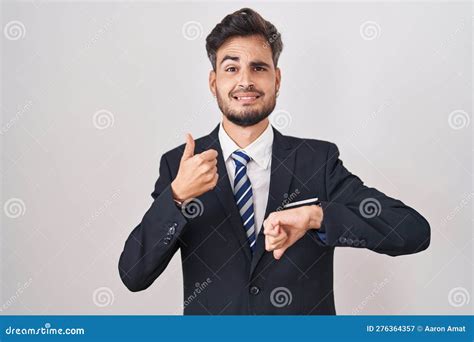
[{"x1": 232, "y1": 92, "x2": 262, "y2": 104}]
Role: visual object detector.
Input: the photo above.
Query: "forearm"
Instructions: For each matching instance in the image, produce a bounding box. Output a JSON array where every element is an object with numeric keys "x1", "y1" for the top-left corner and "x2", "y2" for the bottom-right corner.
[
  {"x1": 321, "y1": 142, "x2": 431, "y2": 255},
  {"x1": 118, "y1": 184, "x2": 188, "y2": 292}
]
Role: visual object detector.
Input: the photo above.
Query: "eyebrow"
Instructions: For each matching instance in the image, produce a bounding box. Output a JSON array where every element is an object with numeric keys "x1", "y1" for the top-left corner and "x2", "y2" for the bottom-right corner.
[{"x1": 219, "y1": 55, "x2": 272, "y2": 69}]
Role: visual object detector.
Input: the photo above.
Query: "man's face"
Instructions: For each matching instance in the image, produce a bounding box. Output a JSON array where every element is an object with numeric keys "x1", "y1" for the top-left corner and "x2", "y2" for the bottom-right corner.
[{"x1": 209, "y1": 34, "x2": 281, "y2": 127}]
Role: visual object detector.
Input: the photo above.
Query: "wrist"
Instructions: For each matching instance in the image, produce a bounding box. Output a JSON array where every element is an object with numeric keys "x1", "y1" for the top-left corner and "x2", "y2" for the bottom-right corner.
[
  {"x1": 171, "y1": 180, "x2": 186, "y2": 202},
  {"x1": 307, "y1": 205, "x2": 323, "y2": 230}
]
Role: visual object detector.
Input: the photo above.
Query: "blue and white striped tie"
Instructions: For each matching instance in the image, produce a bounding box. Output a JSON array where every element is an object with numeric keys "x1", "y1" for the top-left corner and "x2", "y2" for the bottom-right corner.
[{"x1": 231, "y1": 150, "x2": 257, "y2": 252}]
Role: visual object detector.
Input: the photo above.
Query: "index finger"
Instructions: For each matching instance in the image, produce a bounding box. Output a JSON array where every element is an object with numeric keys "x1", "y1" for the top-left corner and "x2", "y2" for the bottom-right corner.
[
  {"x1": 264, "y1": 223, "x2": 280, "y2": 237},
  {"x1": 198, "y1": 149, "x2": 218, "y2": 161}
]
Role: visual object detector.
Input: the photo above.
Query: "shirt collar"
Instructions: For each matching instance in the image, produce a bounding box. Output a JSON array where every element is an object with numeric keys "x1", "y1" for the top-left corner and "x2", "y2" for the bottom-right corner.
[{"x1": 218, "y1": 121, "x2": 273, "y2": 170}]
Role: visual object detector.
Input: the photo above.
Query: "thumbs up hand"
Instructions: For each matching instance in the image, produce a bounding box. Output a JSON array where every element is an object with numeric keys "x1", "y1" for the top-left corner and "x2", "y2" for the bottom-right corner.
[{"x1": 171, "y1": 133, "x2": 219, "y2": 202}]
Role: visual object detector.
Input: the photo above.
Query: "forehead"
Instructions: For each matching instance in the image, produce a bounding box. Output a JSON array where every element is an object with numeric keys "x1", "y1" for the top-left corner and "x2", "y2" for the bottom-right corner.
[{"x1": 216, "y1": 34, "x2": 273, "y2": 64}]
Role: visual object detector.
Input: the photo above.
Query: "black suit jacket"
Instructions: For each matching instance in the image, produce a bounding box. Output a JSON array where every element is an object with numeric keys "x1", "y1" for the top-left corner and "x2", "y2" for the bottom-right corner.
[{"x1": 118, "y1": 124, "x2": 430, "y2": 315}]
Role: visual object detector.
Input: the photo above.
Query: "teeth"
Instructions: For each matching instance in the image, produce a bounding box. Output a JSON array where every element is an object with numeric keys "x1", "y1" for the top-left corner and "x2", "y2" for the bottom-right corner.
[{"x1": 238, "y1": 97, "x2": 257, "y2": 100}]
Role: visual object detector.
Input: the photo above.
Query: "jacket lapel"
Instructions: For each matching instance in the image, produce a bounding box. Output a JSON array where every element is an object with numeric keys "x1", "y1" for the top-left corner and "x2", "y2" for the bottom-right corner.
[
  {"x1": 250, "y1": 127, "x2": 295, "y2": 276},
  {"x1": 196, "y1": 124, "x2": 253, "y2": 262}
]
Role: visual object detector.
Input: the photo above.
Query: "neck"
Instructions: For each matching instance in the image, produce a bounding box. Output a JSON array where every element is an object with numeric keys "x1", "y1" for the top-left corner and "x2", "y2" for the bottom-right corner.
[{"x1": 222, "y1": 116, "x2": 269, "y2": 148}]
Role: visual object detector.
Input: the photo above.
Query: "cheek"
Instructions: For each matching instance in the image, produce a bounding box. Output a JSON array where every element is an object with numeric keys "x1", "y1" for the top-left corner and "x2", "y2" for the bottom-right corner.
[{"x1": 215, "y1": 80, "x2": 233, "y2": 96}]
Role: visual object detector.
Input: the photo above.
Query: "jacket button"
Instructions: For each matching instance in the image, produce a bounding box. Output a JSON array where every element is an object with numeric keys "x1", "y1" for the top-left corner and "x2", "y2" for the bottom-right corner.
[
  {"x1": 249, "y1": 286, "x2": 260, "y2": 295},
  {"x1": 338, "y1": 237, "x2": 347, "y2": 244}
]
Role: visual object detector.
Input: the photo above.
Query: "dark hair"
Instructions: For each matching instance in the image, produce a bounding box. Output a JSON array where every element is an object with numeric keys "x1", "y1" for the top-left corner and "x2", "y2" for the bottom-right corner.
[{"x1": 205, "y1": 8, "x2": 283, "y2": 71}]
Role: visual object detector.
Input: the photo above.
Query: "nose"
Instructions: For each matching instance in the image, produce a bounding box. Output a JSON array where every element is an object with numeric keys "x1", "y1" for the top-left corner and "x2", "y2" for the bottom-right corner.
[{"x1": 238, "y1": 68, "x2": 254, "y2": 89}]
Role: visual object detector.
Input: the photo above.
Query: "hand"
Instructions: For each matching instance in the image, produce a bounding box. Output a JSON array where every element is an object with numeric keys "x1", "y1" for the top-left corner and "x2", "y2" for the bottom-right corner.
[
  {"x1": 263, "y1": 205, "x2": 323, "y2": 260},
  {"x1": 171, "y1": 133, "x2": 219, "y2": 202}
]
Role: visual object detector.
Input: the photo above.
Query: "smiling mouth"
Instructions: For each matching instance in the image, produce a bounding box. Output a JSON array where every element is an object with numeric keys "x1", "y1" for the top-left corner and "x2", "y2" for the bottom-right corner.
[{"x1": 232, "y1": 93, "x2": 262, "y2": 104}]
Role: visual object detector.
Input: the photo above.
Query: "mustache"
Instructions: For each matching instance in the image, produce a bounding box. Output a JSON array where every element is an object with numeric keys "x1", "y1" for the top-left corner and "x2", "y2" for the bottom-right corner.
[{"x1": 230, "y1": 88, "x2": 264, "y2": 96}]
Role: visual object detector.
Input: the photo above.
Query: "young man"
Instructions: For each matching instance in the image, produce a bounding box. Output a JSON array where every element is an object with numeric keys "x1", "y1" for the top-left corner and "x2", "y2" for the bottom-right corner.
[{"x1": 119, "y1": 8, "x2": 430, "y2": 315}]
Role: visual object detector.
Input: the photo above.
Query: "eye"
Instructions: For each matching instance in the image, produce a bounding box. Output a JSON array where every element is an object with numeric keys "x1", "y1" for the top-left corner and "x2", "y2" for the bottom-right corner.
[
  {"x1": 254, "y1": 66, "x2": 266, "y2": 71},
  {"x1": 225, "y1": 67, "x2": 237, "y2": 72}
]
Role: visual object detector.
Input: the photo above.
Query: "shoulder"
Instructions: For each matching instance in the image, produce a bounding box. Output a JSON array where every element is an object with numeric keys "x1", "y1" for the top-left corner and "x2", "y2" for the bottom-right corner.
[{"x1": 281, "y1": 132, "x2": 339, "y2": 157}]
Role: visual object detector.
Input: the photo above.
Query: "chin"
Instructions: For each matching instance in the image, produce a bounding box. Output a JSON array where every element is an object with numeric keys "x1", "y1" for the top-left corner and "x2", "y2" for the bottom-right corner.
[{"x1": 224, "y1": 110, "x2": 271, "y2": 127}]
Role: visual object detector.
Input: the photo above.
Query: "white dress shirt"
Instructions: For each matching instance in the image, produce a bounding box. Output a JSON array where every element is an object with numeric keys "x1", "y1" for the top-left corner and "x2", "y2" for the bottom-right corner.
[{"x1": 218, "y1": 121, "x2": 273, "y2": 239}]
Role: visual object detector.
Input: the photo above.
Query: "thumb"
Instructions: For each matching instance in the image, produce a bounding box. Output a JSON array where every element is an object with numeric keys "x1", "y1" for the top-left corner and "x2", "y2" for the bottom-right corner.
[
  {"x1": 181, "y1": 133, "x2": 195, "y2": 161},
  {"x1": 273, "y1": 246, "x2": 287, "y2": 260}
]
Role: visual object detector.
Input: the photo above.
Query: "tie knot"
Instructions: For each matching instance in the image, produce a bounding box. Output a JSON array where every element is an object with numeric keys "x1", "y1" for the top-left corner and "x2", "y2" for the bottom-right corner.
[{"x1": 231, "y1": 150, "x2": 251, "y2": 166}]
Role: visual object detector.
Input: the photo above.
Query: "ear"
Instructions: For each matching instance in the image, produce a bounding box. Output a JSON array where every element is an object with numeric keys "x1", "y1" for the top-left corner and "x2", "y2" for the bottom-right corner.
[
  {"x1": 275, "y1": 67, "x2": 281, "y2": 93},
  {"x1": 209, "y1": 70, "x2": 216, "y2": 97}
]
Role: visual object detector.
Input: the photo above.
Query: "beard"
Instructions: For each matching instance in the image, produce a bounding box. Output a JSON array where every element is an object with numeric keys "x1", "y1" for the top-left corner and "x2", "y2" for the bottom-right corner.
[{"x1": 216, "y1": 89, "x2": 277, "y2": 127}]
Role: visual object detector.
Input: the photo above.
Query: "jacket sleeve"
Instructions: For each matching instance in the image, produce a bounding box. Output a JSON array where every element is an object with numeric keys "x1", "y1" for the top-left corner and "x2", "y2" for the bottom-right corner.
[
  {"x1": 318, "y1": 142, "x2": 430, "y2": 256},
  {"x1": 118, "y1": 153, "x2": 188, "y2": 292}
]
